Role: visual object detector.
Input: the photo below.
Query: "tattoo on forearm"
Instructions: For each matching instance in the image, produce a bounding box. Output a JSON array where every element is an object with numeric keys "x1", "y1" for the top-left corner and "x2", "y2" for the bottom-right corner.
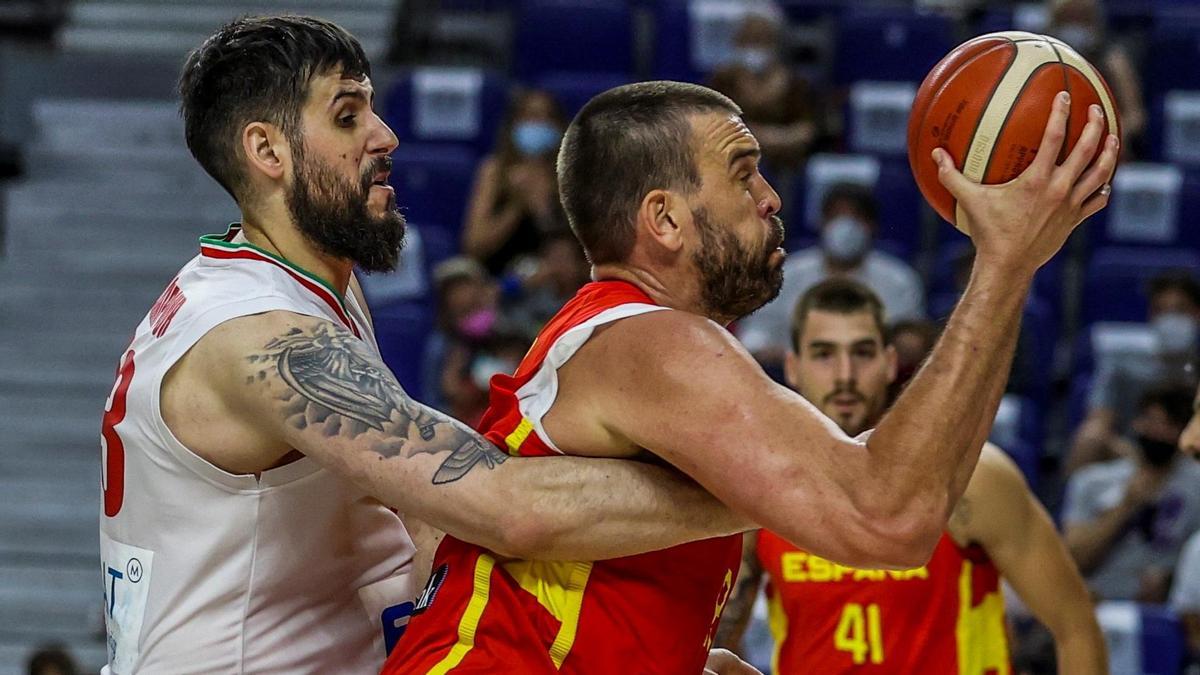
[{"x1": 246, "y1": 323, "x2": 507, "y2": 484}]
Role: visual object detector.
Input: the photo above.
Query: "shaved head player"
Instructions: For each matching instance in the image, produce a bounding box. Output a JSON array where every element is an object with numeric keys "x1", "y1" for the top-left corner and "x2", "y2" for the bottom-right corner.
[
  {"x1": 98, "y1": 16, "x2": 754, "y2": 674},
  {"x1": 385, "y1": 83, "x2": 1117, "y2": 673}
]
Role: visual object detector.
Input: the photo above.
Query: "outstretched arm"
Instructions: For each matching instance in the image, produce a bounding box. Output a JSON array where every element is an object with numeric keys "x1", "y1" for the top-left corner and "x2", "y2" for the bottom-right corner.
[
  {"x1": 584, "y1": 93, "x2": 1118, "y2": 569},
  {"x1": 197, "y1": 311, "x2": 749, "y2": 560},
  {"x1": 949, "y1": 445, "x2": 1108, "y2": 675}
]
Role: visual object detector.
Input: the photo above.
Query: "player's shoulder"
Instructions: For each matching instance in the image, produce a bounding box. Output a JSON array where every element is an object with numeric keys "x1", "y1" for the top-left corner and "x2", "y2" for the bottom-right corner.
[
  {"x1": 599, "y1": 308, "x2": 745, "y2": 363},
  {"x1": 963, "y1": 443, "x2": 1030, "y2": 505},
  {"x1": 188, "y1": 311, "x2": 354, "y2": 385}
]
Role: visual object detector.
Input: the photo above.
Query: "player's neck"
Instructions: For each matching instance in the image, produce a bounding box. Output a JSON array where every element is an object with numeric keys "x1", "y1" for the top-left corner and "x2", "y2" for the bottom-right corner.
[
  {"x1": 592, "y1": 262, "x2": 729, "y2": 325},
  {"x1": 238, "y1": 216, "x2": 353, "y2": 296}
]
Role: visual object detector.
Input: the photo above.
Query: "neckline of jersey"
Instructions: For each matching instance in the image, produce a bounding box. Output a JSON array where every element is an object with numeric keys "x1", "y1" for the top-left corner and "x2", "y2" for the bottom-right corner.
[
  {"x1": 199, "y1": 224, "x2": 350, "y2": 309},
  {"x1": 199, "y1": 224, "x2": 361, "y2": 337}
]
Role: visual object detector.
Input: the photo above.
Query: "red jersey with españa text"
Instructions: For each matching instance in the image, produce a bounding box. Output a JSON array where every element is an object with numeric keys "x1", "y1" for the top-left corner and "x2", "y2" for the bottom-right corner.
[
  {"x1": 384, "y1": 281, "x2": 742, "y2": 674},
  {"x1": 757, "y1": 530, "x2": 1011, "y2": 675}
]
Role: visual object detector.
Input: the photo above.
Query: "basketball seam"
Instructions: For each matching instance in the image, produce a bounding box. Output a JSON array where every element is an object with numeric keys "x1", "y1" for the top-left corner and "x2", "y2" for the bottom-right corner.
[
  {"x1": 922, "y1": 41, "x2": 1017, "y2": 177},
  {"x1": 964, "y1": 38, "x2": 1060, "y2": 183},
  {"x1": 1045, "y1": 39, "x2": 1074, "y2": 164},
  {"x1": 980, "y1": 61, "x2": 1062, "y2": 182}
]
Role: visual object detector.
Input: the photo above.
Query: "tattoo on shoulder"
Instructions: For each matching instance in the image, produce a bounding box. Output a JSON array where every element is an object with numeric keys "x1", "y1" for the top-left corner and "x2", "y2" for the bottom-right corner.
[{"x1": 246, "y1": 322, "x2": 507, "y2": 484}]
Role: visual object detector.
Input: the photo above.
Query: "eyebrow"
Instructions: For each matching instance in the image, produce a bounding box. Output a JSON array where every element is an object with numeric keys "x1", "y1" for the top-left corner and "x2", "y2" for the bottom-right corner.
[
  {"x1": 728, "y1": 146, "x2": 761, "y2": 169},
  {"x1": 329, "y1": 88, "x2": 372, "y2": 109},
  {"x1": 806, "y1": 338, "x2": 879, "y2": 350}
]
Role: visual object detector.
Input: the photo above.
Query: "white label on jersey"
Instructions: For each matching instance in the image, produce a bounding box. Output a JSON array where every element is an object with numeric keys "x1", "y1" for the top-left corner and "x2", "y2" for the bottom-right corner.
[{"x1": 101, "y1": 535, "x2": 154, "y2": 674}]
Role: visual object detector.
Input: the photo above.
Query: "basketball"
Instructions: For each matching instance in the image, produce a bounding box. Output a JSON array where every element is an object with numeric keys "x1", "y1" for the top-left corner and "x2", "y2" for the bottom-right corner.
[{"x1": 907, "y1": 31, "x2": 1120, "y2": 232}]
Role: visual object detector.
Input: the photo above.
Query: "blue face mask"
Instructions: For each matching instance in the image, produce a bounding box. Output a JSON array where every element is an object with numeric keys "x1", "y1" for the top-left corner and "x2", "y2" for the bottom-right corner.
[{"x1": 512, "y1": 122, "x2": 561, "y2": 156}]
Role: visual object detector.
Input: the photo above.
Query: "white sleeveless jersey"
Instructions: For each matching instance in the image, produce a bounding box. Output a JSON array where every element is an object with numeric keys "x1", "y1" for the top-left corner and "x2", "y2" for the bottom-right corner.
[{"x1": 99, "y1": 226, "x2": 417, "y2": 674}]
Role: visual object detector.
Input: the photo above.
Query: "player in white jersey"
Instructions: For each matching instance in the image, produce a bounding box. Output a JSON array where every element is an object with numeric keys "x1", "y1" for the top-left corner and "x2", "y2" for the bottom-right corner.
[{"x1": 100, "y1": 15, "x2": 750, "y2": 674}]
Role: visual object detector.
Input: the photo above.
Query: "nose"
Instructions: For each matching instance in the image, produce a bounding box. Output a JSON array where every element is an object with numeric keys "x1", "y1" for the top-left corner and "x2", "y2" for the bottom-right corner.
[
  {"x1": 835, "y1": 351, "x2": 855, "y2": 386},
  {"x1": 756, "y1": 176, "x2": 782, "y2": 219},
  {"x1": 369, "y1": 112, "x2": 399, "y2": 156},
  {"x1": 1180, "y1": 412, "x2": 1200, "y2": 457}
]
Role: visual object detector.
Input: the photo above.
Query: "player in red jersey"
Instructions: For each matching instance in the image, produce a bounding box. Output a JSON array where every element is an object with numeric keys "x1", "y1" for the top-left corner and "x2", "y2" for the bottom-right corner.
[
  {"x1": 385, "y1": 81, "x2": 1117, "y2": 673},
  {"x1": 715, "y1": 279, "x2": 1108, "y2": 674}
]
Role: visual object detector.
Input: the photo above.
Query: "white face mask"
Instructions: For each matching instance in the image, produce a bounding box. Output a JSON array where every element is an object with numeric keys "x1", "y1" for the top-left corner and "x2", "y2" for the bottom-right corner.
[
  {"x1": 821, "y1": 216, "x2": 871, "y2": 263},
  {"x1": 735, "y1": 47, "x2": 774, "y2": 74},
  {"x1": 1055, "y1": 23, "x2": 1098, "y2": 54},
  {"x1": 1153, "y1": 312, "x2": 1199, "y2": 356}
]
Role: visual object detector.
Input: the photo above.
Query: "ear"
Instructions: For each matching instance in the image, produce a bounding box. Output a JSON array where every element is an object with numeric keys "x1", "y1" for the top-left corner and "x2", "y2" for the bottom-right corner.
[
  {"x1": 636, "y1": 189, "x2": 687, "y2": 253},
  {"x1": 241, "y1": 121, "x2": 288, "y2": 183},
  {"x1": 783, "y1": 348, "x2": 801, "y2": 390},
  {"x1": 884, "y1": 343, "x2": 899, "y2": 385}
]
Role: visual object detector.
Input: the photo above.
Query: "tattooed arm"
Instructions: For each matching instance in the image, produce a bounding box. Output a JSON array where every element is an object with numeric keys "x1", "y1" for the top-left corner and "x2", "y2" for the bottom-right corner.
[{"x1": 169, "y1": 311, "x2": 749, "y2": 559}]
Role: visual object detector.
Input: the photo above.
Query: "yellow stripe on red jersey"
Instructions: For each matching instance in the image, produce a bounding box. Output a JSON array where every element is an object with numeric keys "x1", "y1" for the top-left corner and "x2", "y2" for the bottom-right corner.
[
  {"x1": 384, "y1": 281, "x2": 742, "y2": 674},
  {"x1": 757, "y1": 530, "x2": 1010, "y2": 675}
]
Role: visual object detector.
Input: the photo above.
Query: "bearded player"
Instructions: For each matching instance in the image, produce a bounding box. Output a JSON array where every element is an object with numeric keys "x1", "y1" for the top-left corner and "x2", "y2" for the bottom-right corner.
[
  {"x1": 715, "y1": 279, "x2": 1107, "y2": 674},
  {"x1": 385, "y1": 83, "x2": 1117, "y2": 673}
]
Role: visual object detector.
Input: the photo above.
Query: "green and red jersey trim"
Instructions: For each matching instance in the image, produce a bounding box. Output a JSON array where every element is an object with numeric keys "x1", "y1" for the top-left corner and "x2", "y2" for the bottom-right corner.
[{"x1": 199, "y1": 225, "x2": 361, "y2": 338}]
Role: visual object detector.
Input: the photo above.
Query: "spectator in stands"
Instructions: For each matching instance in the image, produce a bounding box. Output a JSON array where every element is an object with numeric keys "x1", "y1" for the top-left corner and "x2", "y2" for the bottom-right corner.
[
  {"x1": 462, "y1": 89, "x2": 569, "y2": 276},
  {"x1": 736, "y1": 182, "x2": 924, "y2": 370},
  {"x1": 422, "y1": 257, "x2": 499, "y2": 426},
  {"x1": 1173, "y1": 528, "x2": 1200, "y2": 668},
  {"x1": 708, "y1": 5, "x2": 822, "y2": 173},
  {"x1": 1063, "y1": 384, "x2": 1200, "y2": 602},
  {"x1": 26, "y1": 644, "x2": 76, "y2": 675},
  {"x1": 1173, "y1": 385, "x2": 1200, "y2": 668},
  {"x1": 1067, "y1": 271, "x2": 1200, "y2": 473},
  {"x1": 502, "y1": 230, "x2": 592, "y2": 337},
  {"x1": 1047, "y1": 0, "x2": 1146, "y2": 155},
  {"x1": 889, "y1": 317, "x2": 939, "y2": 397}
]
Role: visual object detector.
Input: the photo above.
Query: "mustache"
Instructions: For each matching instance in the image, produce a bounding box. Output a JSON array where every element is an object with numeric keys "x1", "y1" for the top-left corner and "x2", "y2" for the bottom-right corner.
[
  {"x1": 360, "y1": 155, "x2": 393, "y2": 192},
  {"x1": 766, "y1": 216, "x2": 785, "y2": 252},
  {"x1": 823, "y1": 385, "x2": 864, "y2": 406}
]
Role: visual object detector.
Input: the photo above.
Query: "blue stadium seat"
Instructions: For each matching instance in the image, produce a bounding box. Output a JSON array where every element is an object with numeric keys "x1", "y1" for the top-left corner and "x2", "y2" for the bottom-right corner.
[
  {"x1": 389, "y1": 144, "x2": 479, "y2": 234},
  {"x1": 373, "y1": 301, "x2": 436, "y2": 401},
  {"x1": 777, "y1": 0, "x2": 847, "y2": 22},
  {"x1": 832, "y1": 8, "x2": 954, "y2": 85},
  {"x1": 651, "y1": 0, "x2": 700, "y2": 82},
  {"x1": 1144, "y1": 21, "x2": 1200, "y2": 106},
  {"x1": 383, "y1": 68, "x2": 509, "y2": 155},
  {"x1": 1081, "y1": 246, "x2": 1200, "y2": 324},
  {"x1": 1087, "y1": 163, "x2": 1199, "y2": 249},
  {"x1": 651, "y1": 0, "x2": 781, "y2": 82},
  {"x1": 534, "y1": 71, "x2": 630, "y2": 118},
  {"x1": 514, "y1": 0, "x2": 634, "y2": 80},
  {"x1": 419, "y1": 225, "x2": 460, "y2": 270},
  {"x1": 1140, "y1": 605, "x2": 1186, "y2": 675}
]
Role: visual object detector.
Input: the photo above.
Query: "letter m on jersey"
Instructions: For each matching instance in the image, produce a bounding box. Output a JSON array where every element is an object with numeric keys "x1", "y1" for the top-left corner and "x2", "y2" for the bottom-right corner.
[{"x1": 149, "y1": 278, "x2": 187, "y2": 338}]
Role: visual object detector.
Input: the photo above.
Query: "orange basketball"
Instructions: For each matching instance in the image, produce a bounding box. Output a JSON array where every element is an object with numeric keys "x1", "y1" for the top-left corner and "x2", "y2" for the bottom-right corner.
[{"x1": 907, "y1": 31, "x2": 1120, "y2": 232}]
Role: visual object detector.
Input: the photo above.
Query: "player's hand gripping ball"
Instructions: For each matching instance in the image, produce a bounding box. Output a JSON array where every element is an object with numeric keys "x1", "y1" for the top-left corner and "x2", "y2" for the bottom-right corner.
[{"x1": 907, "y1": 31, "x2": 1120, "y2": 234}]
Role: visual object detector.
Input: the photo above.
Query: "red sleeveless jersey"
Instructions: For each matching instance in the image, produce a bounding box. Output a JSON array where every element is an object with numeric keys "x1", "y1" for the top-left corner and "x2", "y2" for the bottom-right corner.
[
  {"x1": 384, "y1": 281, "x2": 743, "y2": 674},
  {"x1": 756, "y1": 530, "x2": 1011, "y2": 675}
]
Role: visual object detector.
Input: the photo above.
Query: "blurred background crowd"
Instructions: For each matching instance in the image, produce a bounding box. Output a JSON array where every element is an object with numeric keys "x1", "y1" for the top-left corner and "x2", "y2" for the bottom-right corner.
[{"x1": 0, "y1": 0, "x2": 1199, "y2": 673}]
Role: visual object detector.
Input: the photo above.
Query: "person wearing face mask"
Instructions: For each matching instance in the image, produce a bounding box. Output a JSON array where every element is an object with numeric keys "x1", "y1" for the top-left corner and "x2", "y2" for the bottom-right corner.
[
  {"x1": 422, "y1": 257, "x2": 503, "y2": 426},
  {"x1": 1064, "y1": 384, "x2": 1200, "y2": 602},
  {"x1": 1067, "y1": 272, "x2": 1200, "y2": 474},
  {"x1": 1047, "y1": 0, "x2": 1146, "y2": 155},
  {"x1": 736, "y1": 182, "x2": 925, "y2": 372},
  {"x1": 463, "y1": 89, "x2": 569, "y2": 276},
  {"x1": 708, "y1": 7, "x2": 822, "y2": 172}
]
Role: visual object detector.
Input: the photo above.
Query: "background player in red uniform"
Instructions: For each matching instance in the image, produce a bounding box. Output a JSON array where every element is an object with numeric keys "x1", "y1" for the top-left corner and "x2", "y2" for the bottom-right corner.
[
  {"x1": 716, "y1": 279, "x2": 1107, "y2": 674},
  {"x1": 386, "y1": 82, "x2": 1117, "y2": 672}
]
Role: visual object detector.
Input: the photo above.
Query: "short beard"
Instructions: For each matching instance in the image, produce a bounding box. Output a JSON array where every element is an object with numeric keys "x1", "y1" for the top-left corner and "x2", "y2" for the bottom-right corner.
[
  {"x1": 691, "y1": 207, "x2": 784, "y2": 322},
  {"x1": 286, "y1": 139, "x2": 407, "y2": 273}
]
